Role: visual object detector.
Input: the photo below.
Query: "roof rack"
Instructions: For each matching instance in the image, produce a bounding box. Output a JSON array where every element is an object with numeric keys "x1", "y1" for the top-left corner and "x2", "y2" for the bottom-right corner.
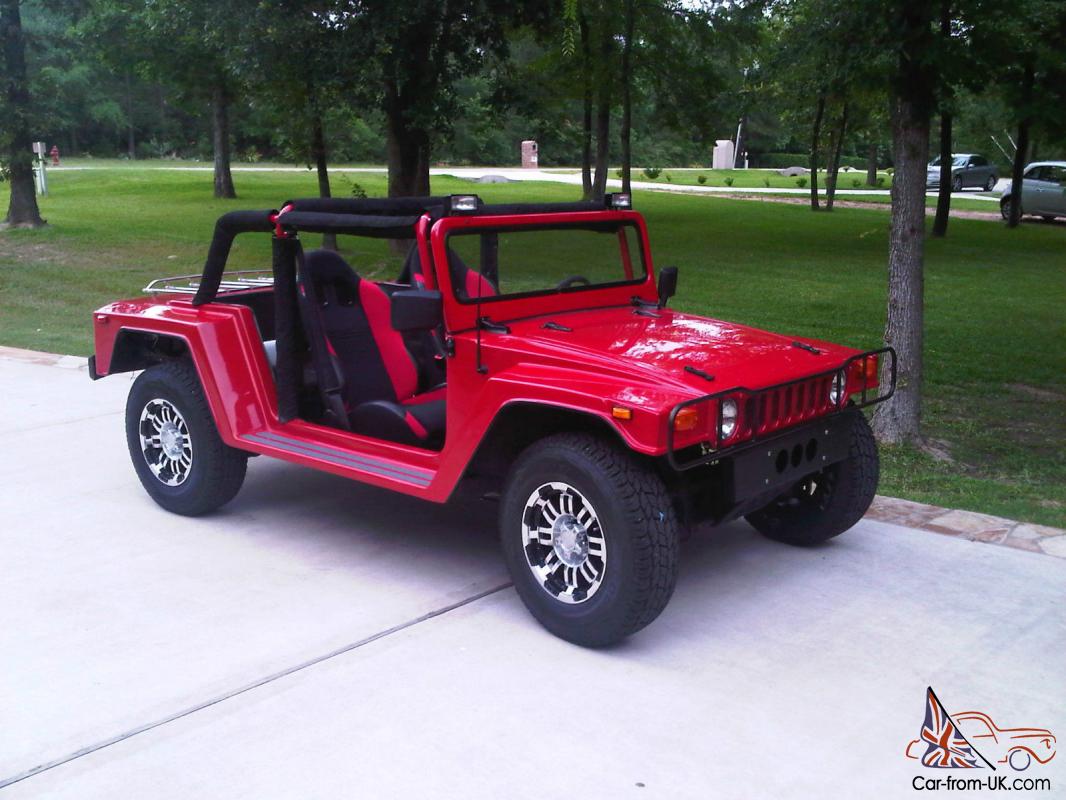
[{"x1": 145, "y1": 269, "x2": 274, "y2": 295}]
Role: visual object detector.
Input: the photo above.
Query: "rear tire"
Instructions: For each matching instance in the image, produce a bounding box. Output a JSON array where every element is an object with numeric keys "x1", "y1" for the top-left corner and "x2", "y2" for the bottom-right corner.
[
  {"x1": 1000, "y1": 197, "x2": 1017, "y2": 221},
  {"x1": 126, "y1": 360, "x2": 247, "y2": 516},
  {"x1": 745, "y1": 409, "x2": 878, "y2": 546},
  {"x1": 951, "y1": 175, "x2": 962, "y2": 192},
  {"x1": 500, "y1": 433, "x2": 680, "y2": 647}
]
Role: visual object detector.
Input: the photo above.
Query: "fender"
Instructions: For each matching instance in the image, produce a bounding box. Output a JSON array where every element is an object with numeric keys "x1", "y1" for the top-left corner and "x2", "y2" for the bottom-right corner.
[{"x1": 92, "y1": 298, "x2": 276, "y2": 447}]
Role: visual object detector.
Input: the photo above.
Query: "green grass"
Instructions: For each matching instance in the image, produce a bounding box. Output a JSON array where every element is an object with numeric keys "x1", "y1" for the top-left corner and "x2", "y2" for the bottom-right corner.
[{"x1": 2, "y1": 168, "x2": 1064, "y2": 526}]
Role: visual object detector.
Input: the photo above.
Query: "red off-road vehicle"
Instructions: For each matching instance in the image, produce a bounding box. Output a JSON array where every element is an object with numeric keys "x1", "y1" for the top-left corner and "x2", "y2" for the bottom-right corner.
[{"x1": 90, "y1": 194, "x2": 895, "y2": 646}]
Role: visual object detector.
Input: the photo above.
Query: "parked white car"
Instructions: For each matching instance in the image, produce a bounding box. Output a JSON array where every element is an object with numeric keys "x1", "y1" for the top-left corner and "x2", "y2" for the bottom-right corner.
[{"x1": 1000, "y1": 161, "x2": 1066, "y2": 221}]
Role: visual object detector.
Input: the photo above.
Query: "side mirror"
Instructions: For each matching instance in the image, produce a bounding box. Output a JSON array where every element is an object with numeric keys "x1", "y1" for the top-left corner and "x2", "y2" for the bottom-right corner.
[
  {"x1": 391, "y1": 289, "x2": 443, "y2": 332},
  {"x1": 657, "y1": 267, "x2": 678, "y2": 308}
]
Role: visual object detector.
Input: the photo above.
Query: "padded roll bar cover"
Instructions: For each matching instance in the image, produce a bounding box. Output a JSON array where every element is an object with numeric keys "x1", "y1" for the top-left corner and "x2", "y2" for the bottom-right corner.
[
  {"x1": 192, "y1": 210, "x2": 275, "y2": 306},
  {"x1": 272, "y1": 236, "x2": 303, "y2": 423},
  {"x1": 282, "y1": 196, "x2": 447, "y2": 216},
  {"x1": 275, "y1": 211, "x2": 424, "y2": 238}
]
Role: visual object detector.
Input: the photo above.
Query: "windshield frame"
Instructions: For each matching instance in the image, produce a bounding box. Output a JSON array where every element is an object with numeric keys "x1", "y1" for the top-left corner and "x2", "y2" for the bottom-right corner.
[{"x1": 429, "y1": 210, "x2": 657, "y2": 330}]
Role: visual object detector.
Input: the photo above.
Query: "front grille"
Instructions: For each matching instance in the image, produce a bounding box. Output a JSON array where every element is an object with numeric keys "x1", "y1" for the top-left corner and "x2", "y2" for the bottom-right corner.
[{"x1": 750, "y1": 375, "x2": 834, "y2": 437}]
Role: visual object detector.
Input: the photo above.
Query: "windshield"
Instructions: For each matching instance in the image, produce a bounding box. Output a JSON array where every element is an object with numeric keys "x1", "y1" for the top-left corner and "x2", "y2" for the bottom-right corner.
[
  {"x1": 930, "y1": 156, "x2": 968, "y2": 167},
  {"x1": 444, "y1": 221, "x2": 647, "y2": 303}
]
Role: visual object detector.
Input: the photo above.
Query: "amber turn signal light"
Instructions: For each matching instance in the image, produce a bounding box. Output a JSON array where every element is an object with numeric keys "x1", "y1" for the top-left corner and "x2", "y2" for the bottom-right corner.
[
  {"x1": 611, "y1": 406, "x2": 633, "y2": 421},
  {"x1": 673, "y1": 407, "x2": 699, "y2": 432}
]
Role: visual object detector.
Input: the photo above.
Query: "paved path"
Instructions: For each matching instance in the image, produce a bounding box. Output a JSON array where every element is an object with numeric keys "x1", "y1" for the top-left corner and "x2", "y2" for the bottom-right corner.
[
  {"x1": 2, "y1": 354, "x2": 1063, "y2": 798},
  {"x1": 50, "y1": 164, "x2": 1005, "y2": 202}
]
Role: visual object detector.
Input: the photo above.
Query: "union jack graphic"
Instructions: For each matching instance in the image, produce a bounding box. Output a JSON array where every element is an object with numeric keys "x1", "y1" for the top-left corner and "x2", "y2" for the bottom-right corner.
[{"x1": 920, "y1": 687, "x2": 992, "y2": 769}]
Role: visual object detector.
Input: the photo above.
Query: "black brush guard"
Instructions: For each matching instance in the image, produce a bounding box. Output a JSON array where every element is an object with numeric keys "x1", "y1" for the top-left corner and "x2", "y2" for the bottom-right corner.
[{"x1": 666, "y1": 347, "x2": 897, "y2": 471}]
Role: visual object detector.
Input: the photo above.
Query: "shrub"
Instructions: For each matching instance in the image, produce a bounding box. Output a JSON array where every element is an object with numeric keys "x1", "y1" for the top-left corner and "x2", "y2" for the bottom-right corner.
[
  {"x1": 665, "y1": 173, "x2": 673, "y2": 182},
  {"x1": 876, "y1": 176, "x2": 886, "y2": 187},
  {"x1": 697, "y1": 174, "x2": 707, "y2": 185},
  {"x1": 796, "y1": 177, "x2": 808, "y2": 188},
  {"x1": 724, "y1": 176, "x2": 734, "y2": 187},
  {"x1": 643, "y1": 166, "x2": 662, "y2": 180},
  {"x1": 762, "y1": 177, "x2": 771, "y2": 188},
  {"x1": 349, "y1": 181, "x2": 368, "y2": 199},
  {"x1": 851, "y1": 178, "x2": 862, "y2": 188},
  {"x1": 615, "y1": 168, "x2": 623, "y2": 179}
]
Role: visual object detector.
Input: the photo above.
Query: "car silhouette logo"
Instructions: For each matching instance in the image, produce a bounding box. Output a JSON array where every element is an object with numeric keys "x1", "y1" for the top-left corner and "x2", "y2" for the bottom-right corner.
[{"x1": 905, "y1": 688, "x2": 1057, "y2": 771}]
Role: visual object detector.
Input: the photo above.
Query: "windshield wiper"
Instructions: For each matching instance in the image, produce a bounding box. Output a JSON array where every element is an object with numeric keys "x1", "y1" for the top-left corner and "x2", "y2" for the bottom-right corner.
[{"x1": 631, "y1": 295, "x2": 658, "y2": 309}]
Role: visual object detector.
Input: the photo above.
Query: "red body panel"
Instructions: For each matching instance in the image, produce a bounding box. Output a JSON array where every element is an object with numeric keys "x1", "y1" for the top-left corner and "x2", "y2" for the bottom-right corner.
[{"x1": 92, "y1": 208, "x2": 871, "y2": 503}]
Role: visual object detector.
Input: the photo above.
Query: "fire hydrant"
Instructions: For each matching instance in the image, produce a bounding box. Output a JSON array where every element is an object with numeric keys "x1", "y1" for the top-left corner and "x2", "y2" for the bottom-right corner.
[{"x1": 50, "y1": 145, "x2": 60, "y2": 166}]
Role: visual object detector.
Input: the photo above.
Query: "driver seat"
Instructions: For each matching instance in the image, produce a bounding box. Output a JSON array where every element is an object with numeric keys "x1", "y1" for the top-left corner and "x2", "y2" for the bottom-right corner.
[
  {"x1": 297, "y1": 249, "x2": 446, "y2": 447},
  {"x1": 398, "y1": 245, "x2": 497, "y2": 299}
]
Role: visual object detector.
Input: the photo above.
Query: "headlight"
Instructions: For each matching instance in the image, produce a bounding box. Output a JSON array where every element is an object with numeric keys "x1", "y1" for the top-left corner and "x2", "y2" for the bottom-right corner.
[
  {"x1": 829, "y1": 371, "x2": 846, "y2": 405},
  {"x1": 720, "y1": 399, "x2": 738, "y2": 440}
]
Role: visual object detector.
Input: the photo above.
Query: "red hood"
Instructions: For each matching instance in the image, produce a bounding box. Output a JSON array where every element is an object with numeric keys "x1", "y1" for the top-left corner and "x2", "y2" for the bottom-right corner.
[{"x1": 504, "y1": 306, "x2": 863, "y2": 393}]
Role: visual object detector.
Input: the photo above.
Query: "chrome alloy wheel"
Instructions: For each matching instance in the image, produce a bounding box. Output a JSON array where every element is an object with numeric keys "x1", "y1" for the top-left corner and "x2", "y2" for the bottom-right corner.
[
  {"x1": 139, "y1": 398, "x2": 193, "y2": 487},
  {"x1": 521, "y1": 482, "x2": 607, "y2": 604}
]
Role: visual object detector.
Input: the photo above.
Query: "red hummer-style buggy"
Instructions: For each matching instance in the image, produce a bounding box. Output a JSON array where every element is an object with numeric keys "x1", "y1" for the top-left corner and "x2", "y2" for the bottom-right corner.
[{"x1": 89, "y1": 194, "x2": 895, "y2": 646}]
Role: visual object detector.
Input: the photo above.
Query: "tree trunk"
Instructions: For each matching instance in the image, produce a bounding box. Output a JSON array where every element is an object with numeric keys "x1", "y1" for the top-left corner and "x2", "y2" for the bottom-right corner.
[
  {"x1": 825, "y1": 101, "x2": 848, "y2": 211},
  {"x1": 311, "y1": 112, "x2": 337, "y2": 251},
  {"x1": 619, "y1": 0, "x2": 634, "y2": 195},
  {"x1": 384, "y1": 84, "x2": 431, "y2": 199},
  {"x1": 210, "y1": 83, "x2": 236, "y2": 199},
  {"x1": 1, "y1": 0, "x2": 45, "y2": 227},
  {"x1": 591, "y1": 22, "x2": 612, "y2": 202},
  {"x1": 866, "y1": 143, "x2": 878, "y2": 186},
  {"x1": 930, "y1": 2, "x2": 952, "y2": 238},
  {"x1": 579, "y1": 10, "x2": 592, "y2": 199},
  {"x1": 1007, "y1": 62, "x2": 1034, "y2": 230},
  {"x1": 125, "y1": 70, "x2": 136, "y2": 160},
  {"x1": 872, "y1": 95, "x2": 929, "y2": 444},
  {"x1": 809, "y1": 95, "x2": 825, "y2": 210},
  {"x1": 931, "y1": 111, "x2": 952, "y2": 237}
]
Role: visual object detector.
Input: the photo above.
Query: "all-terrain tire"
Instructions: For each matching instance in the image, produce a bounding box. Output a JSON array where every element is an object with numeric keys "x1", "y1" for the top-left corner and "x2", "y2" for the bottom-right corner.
[
  {"x1": 125, "y1": 360, "x2": 247, "y2": 516},
  {"x1": 500, "y1": 433, "x2": 680, "y2": 647},
  {"x1": 745, "y1": 409, "x2": 878, "y2": 546}
]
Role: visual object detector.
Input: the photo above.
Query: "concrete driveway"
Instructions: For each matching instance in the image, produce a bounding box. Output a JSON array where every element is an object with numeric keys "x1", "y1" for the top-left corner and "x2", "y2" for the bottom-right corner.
[{"x1": 2, "y1": 353, "x2": 1063, "y2": 799}]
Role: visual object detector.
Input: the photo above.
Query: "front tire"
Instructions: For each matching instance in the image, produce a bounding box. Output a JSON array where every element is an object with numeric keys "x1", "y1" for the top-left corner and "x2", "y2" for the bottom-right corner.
[
  {"x1": 745, "y1": 409, "x2": 878, "y2": 546},
  {"x1": 500, "y1": 433, "x2": 680, "y2": 647},
  {"x1": 951, "y1": 175, "x2": 963, "y2": 192},
  {"x1": 984, "y1": 175, "x2": 997, "y2": 192},
  {"x1": 126, "y1": 360, "x2": 247, "y2": 516}
]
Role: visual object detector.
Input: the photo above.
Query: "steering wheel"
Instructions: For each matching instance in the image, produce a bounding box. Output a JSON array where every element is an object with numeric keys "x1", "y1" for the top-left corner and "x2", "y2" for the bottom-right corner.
[{"x1": 555, "y1": 275, "x2": 591, "y2": 290}]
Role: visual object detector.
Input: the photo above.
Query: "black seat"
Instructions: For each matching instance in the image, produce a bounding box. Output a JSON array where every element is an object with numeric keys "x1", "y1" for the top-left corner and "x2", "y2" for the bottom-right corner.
[
  {"x1": 398, "y1": 244, "x2": 497, "y2": 299},
  {"x1": 296, "y1": 249, "x2": 446, "y2": 447}
]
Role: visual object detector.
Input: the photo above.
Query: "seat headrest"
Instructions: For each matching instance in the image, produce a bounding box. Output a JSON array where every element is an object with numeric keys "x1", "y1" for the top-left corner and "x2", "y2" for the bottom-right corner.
[{"x1": 303, "y1": 249, "x2": 361, "y2": 285}]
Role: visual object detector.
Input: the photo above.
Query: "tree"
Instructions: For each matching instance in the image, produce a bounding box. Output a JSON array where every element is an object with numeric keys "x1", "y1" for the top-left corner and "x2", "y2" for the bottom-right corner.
[
  {"x1": 238, "y1": 0, "x2": 349, "y2": 248},
  {"x1": 1, "y1": 0, "x2": 45, "y2": 227},
  {"x1": 871, "y1": 0, "x2": 938, "y2": 444},
  {"x1": 335, "y1": 0, "x2": 545, "y2": 198},
  {"x1": 984, "y1": 0, "x2": 1066, "y2": 229},
  {"x1": 83, "y1": 0, "x2": 249, "y2": 198}
]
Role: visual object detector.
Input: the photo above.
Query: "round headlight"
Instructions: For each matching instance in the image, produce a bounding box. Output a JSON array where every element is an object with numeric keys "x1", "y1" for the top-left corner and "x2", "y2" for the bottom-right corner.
[
  {"x1": 720, "y1": 398, "x2": 738, "y2": 440},
  {"x1": 829, "y1": 371, "x2": 846, "y2": 405}
]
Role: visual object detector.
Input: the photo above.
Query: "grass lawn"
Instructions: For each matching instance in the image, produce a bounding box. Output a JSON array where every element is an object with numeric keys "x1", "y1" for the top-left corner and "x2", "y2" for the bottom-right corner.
[{"x1": 2, "y1": 168, "x2": 1064, "y2": 527}]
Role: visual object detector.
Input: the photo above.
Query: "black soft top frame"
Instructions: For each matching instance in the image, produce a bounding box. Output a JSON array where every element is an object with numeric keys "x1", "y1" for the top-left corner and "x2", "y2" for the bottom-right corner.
[{"x1": 191, "y1": 195, "x2": 611, "y2": 307}]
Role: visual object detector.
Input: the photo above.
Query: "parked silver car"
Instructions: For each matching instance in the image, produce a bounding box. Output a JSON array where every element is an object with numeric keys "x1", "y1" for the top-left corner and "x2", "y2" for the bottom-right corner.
[
  {"x1": 927, "y1": 153, "x2": 999, "y2": 192},
  {"x1": 1000, "y1": 161, "x2": 1066, "y2": 221}
]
